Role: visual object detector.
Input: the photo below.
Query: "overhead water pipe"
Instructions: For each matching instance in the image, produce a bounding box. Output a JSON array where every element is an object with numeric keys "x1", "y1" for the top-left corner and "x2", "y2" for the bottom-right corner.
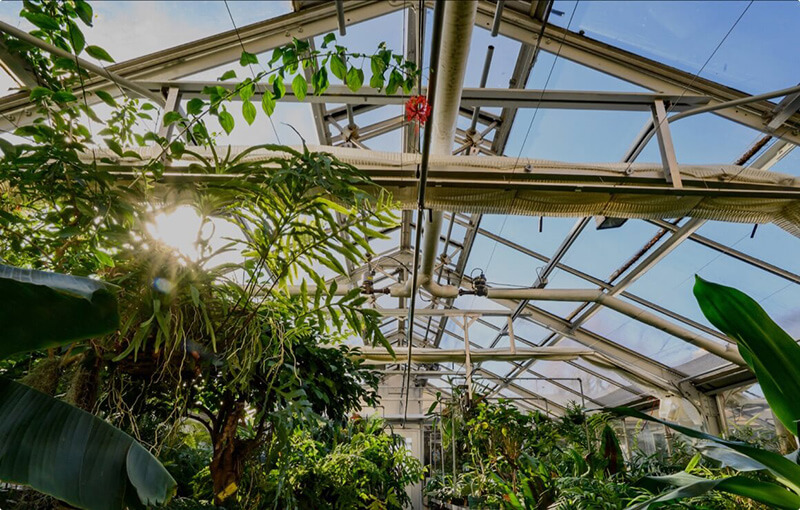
[
  {"x1": 485, "y1": 288, "x2": 745, "y2": 366},
  {"x1": 401, "y1": 0, "x2": 478, "y2": 422},
  {"x1": 0, "y1": 20, "x2": 166, "y2": 106},
  {"x1": 391, "y1": 1, "x2": 478, "y2": 301}
]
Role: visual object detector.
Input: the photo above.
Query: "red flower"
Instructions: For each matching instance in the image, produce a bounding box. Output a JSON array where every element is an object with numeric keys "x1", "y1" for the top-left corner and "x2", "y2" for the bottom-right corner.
[{"x1": 405, "y1": 95, "x2": 431, "y2": 125}]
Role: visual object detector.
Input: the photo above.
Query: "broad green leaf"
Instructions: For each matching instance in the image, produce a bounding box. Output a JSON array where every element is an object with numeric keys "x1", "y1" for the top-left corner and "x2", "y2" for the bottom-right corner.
[
  {"x1": 242, "y1": 100, "x2": 256, "y2": 125},
  {"x1": 23, "y1": 12, "x2": 60, "y2": 31},
  {"x1": 610, "y1": 407, "x2": 800, "y2": 494},
  {"x1": 369, "y1": 73, "x2": 384, "y2": 91},
  {"x1": 696, "y1": 442, "x2": 773, "y2": 472},
  {"x1": 85, "y1": 45, "x2": 115, "y2": 62},
  {"x1": 694, "y1": 276, "x2": 800, "y2": 435},
  {"x1": 386, "y1": 69, "x2": 403, "y2": 95},
  {"x1": 239, "y1": 82, "x2": 255, "y2": 101},
  {"x1": 218, "y1": 110, "x2": 235, "y2": 134},
  {"x1": 186, "y1": 98, "x2": 204, "y2": 115},
  {"x1": 30, "y1": 86, "x2": 52, "y2": 101},
  {"x1": 218, "y1": 69, "x2": 237, "y2": 81},
  {"x1": 94, "y1": 89, "x2": 116, "y2": 107},
  {"x1": 312, "y1": 66, "x2": 329, "y2": 94},
  {"x1": 370, "y1": 55, "x2": 386, "y2": 77},
  {"x1": 239, "y1": 50, "x2": 258, "y2": 66},
  {"x1": 269, "y1": 47, "x2": 283, "y2": 66},
  {"x1": 169, "y1": 141, "x2": 185, "y2": 158},
  {"x1": 75, "y1": 0, "x2": 94, "y2": 26},
  {"x1": 273, "y1": 75, "x2": 286, "y2": 99},
  {"x1": 0, "y1": 265, "x2": 119, "y2": 359},
  {"x1": 162, "y1": 111, "x2": 183, "y2": 126},
  {"x1": 0, "y1": 138, "x2": 17, "y2": 158},
  {"x1": 105, "y1": 138, "x2": 123, "y2": 156},
  {"x1": 0, "y1": 377, "x2": 176, "y2": 510},
  {"x1": 66, "y1": 21, "x2": 85, "y2": 54},
  {"x1": 629, "y1": 472, "x2": 800, "y2": 510},
  {"x1": 94, "y1": 251, "x2": 114, "y2": 268},
  {"x1": 330, "y1": 54, "x2": 347, "y2": 81},
  {"x1": 321, "y1": 33, "x2": 336, "y2": 49},
  {"x1": 261, "y1": 89, "x2": 276, "y2": 116},
  {"x1": 53, "y1": 90, "x2": 77, "y2": 103},
  {"x1": 292, "y1": 74, "x2": 307, "y2": 101},
  {"x1": 346, "y1": 66, "x2": 364, "y2": 92}
]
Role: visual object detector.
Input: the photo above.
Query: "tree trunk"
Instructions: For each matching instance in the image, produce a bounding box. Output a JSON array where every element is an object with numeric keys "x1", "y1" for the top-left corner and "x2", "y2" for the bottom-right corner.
[{"x1": 210, "y1": 400, "x2": 246, "y2": 506}]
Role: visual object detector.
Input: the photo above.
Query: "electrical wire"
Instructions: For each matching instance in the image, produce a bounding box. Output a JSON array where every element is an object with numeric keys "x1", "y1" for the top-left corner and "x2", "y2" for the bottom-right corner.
[
  {"x1": 480, "y1": 1, "x2": 580, "y2": 287},
  {"x1": 223, "y1": 0, "x2": 282, "y2": 144}
]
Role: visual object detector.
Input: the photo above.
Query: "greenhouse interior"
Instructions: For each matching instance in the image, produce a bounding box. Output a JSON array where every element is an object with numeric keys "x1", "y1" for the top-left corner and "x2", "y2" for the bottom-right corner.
[{"x1": 1, "y1": 0, "x2": 800, "y2": 508}]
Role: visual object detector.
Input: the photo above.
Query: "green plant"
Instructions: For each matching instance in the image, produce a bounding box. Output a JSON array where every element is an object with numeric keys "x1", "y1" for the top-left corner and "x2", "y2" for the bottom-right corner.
[
  {"x1": 261, "y1": 416, "x2": 424, "y2": 509},
  {"x1": 0, "y1": 265, "x2": 176, "y2": 510},
  {"x1": 1, "y1": 0, "x2": 423, "y2": 506},
  {"x1": 612, "y1": 276, "x2": 800, "y2": 509}
]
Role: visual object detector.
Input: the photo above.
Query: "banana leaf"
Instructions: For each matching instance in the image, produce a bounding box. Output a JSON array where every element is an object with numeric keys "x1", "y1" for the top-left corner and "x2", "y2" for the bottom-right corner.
[
  {"x1": 0, "y1": 265, "x2": 175, "y2": 508},
  {"x1": 0, "y1": 377, "x2": 176, "y2": 510},
  {"x1": 693, "y1": 276, "x2": 800, "y2": 436},
  {"x1": 0, "y1": 264, "x2": 119, "y2": 358},
  {"x1": 609, "y1": 407, "x2": 800, "y2": 494},
  {"x1": 628, "y1": 471, "x2": 800, "y2": 510}
]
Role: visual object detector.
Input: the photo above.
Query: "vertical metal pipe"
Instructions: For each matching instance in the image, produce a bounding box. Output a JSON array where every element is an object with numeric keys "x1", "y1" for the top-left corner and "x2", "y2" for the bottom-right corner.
[
  {"x1": 451, "y1": 404, "x2": 457, "y2": 487},
  {"x1": 468, "y1": 45, "x2": 494, "y2": 132},
  {"x1": 464, "y1": 319, "x2": 473, "y2": 400},
  {"x1": 403, "y1": 0, "x2": 447, "y2": 424},
  {"x1": 403, "y1": 0, "x2": 478, "y2": 423},
  {"x1": 334, "y1": 0, "x2": 347, "y2": 35},
  {"x1": 491, "y1": 0, "x2": 506, "y2": 37}
]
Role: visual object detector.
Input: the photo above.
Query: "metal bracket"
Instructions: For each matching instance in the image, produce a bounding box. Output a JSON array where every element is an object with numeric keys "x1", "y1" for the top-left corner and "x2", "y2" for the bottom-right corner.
[{"x1": 651, "y1": 99, "x2": 682, "y2": 188}]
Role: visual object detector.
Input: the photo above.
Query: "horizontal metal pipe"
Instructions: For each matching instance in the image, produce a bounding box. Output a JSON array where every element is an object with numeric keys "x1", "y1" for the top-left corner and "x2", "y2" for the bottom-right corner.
[
  {"x1": 486, "y1": 288, "x2": 744, "y2": 365},
  {"x1": 287, "y1": 286, "x2": 745, "y2": 365}
]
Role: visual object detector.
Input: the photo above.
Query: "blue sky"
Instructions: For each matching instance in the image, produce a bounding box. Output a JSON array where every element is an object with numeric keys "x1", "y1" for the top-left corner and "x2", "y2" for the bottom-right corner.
[{"x1": 2, "y1": 1, "x2": 799, "y2": 408}]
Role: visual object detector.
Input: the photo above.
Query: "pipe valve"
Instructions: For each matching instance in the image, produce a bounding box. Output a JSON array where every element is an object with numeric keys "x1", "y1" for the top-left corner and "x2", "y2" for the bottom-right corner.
[
  {"x1": 473, "y1": 271, "x2": 488, "y2": 297},
  {"x1": 361, "y1": 271, "x2": 376, "y2": 294}
]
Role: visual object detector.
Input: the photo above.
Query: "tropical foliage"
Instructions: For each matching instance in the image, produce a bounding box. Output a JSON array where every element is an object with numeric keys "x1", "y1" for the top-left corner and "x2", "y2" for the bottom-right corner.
[
  {"x1": 609, "y1": 276, "x2": 800, "y2": 509},
  {"x1": 425, "y1": 391, "x2": 647, "y2": 509},
  {"x1": 0, "y1": 265, "x2": 176, "y2": 510}
]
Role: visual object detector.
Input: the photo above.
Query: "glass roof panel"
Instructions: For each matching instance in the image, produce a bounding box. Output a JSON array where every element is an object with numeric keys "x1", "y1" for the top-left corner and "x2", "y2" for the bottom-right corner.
[
  {"x1": 560, "y1": 220, "x2": 664, "y2": 282},
  {"x1": 582, "y1": 305, "x2": 724, "y2": 367},
  {"x1": 527, "y1": 46, "x2": 648, "y2": 93},
  {"x1": 551, "y1": 1, "x2": 800, "y2": 95},
  {"x1": 637, "y1": 114, "x2": 765, "y2": 164},
  {"x1": 694, "y1": 220, "x2": 800, "y2": 277},
  {"x1": 473, "y1": 215, "x2": 578, "y2": 266},
  {"x1": 625, "y1": 231, "x2": 800, "y2": 339},
  {"x1": 526, "y1": 360, "x2": 638, "y2": 404}
]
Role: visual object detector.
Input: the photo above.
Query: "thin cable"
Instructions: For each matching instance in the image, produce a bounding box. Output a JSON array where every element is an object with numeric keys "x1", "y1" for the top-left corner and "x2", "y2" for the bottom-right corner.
[
  {"x1": 223, "y1": 0, "x2": 281, "y2": 144},
  {"x1": 403, "y1": 0, "x2": 445, "y2": 424},
  {"x1": 622, "y1": 0, "x2": 754, "y2": 176},
  {"x1": 511, "y1": 3, "x2": 758, "y2": 378},
  {"x1": 480, "y1": 1, "x2": 579, "y2": 284}
]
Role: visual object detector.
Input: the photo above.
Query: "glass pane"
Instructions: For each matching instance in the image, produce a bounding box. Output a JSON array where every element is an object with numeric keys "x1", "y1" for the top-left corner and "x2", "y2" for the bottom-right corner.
[{"x1": 551, "y1": 1, "x2": 799, "y2": 95}]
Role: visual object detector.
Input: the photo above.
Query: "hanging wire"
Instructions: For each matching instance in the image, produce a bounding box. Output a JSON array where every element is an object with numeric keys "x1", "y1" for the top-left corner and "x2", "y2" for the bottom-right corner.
[
  {"x1": 479, "y1": 1, "x2": 580, "y2": 286},
  {"x1": 621, "y1": 0, "x2": 754, "y2": 176},
  {"x1": 223, "y1": 0, "x2": 282, "y2": 144}
]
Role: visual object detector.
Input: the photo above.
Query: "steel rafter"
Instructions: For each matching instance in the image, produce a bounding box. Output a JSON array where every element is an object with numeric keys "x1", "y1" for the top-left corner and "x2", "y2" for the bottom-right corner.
[{"x1": 471, "y1": 0, "x2": 800, "y2": 144}]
